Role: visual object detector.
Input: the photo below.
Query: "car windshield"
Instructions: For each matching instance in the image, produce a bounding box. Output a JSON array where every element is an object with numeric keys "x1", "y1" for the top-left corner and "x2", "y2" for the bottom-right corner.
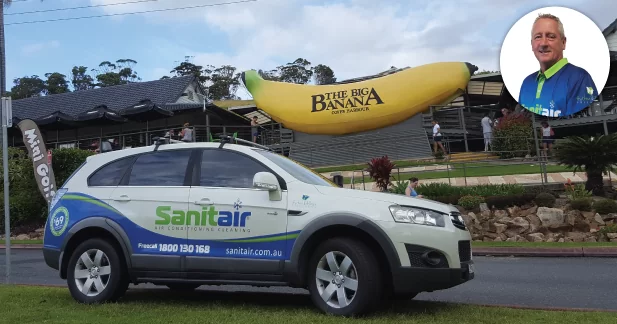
[{"x1": 255, "y1": 150, "x2": 336, "y2": 187}]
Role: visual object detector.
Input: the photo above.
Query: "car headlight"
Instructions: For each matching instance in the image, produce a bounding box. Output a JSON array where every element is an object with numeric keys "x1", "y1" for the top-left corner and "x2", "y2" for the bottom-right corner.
[{"x1": 388, "y1": 205, "x2": 446, "y2": 227}]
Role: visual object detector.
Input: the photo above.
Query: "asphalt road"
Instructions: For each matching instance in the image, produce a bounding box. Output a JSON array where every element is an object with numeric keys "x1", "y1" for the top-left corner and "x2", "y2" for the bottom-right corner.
[{"x1": 2, "y1": 249, "x2": 616, "y2": 311}]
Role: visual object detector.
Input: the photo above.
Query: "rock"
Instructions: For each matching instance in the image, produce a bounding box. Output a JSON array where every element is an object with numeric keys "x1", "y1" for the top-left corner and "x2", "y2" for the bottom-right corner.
[
  {"x1": 35, "y1": 228, "x2": 44, "y2": 234},
  {"x1": 526, "y1": 214, "x2": 542, "y2": 233},
  {"x1": 611, "y1": 239, "x2": 617, "y2": 243},
  {"x1": 594, "y1": 213, "x2": 605, "y2": 225},
  {"x1": 607, "y1": 233, "x2": 617, "y2": 239},
  {"x1": 479, "y1": 210, "x2": 492, "y2": 221},
  {"x1": 494, "y1": 210, "x2": 508, "y2": 219},
  {"x1": 558, "y1": 238, "x2": 565, "y2": 243},
  {"x1": 605, "y1": 213, "x2": 617, "y2": 221},
  {"x1": 507, "y1": 206, "x2": 521, "y2": 217},
  {"x1": 479, "y1": 203, "x2": 489, "y2": 212},
  {"x1": 546, "y1": 237, "x2": 556, "y2": 242},
  {"x1": 519, "y1": 206, "x2": 538, "y2": 217},
  {"x1": 516, "y1": 235, "x2": 528, "y2": 242},
  {"x1": 505, "y1": 236, "x2": 517, "y2": 242},
  {"x1": 554, "y1": 198, "x2": 569, "y2": 208},
  {"x1": 536, "y1": 207, "x2": 565, "y2": 228},
  {"x1": 526, "y1": 233, "x2": 545, "y2": 242},
  {"x1": 493, "y1": 236, "x2": 503, "y2": 242},
  {"x1": 472, "y1": 233, "x2": 484, "y2": 241},
  {"x1": 565, "y1": 232, "x2": 588, "y2": 242},
  {"x1": 489, "y1": 222, "x2": 508, "y2": 234},
  {"x1": 585, "y1": 236, "x2": 597, "y2": 242},
  {"x1": 495, "y1": 216, "x2": 513, "y2": 224},
  {"x1": 581, "y1": 211, "x2": 596, "y2": 221},
  {"x1": 15, "y1": 234, "x2": 29, "y2": 240},
  {"x1": 504, "y1": 217, "x2": 530, "y2": 237},
  {"x1": 484, "y1": 232, "x2": 499, "y2": 239}
]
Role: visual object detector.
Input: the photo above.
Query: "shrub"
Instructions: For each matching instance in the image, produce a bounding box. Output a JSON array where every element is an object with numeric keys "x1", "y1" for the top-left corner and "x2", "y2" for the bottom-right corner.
[
  {"x1": 389, "y1": 180, "x2": 409, "y2": 195},
  {"x1": 564, "y1": 181, "x2": 592, "y2": 200},
  {"x1": 598, "y1": 224, "x2": 617, "y2": 240},
  {"x1": 525, "y1": 185, "x2": 558, "y2": 197},
  {"x1": 416, "y1": 183, "x2": 525, "y2": 198},
  {"x1": 457, "y1": 195, "x2": 485, "y2": 210},
  {"x1": 534, "y1": 192, "x2": 556, "y2": 208},
  {"x1": 485, "y1": 194, "x2": 536, "y2": 209},
  {"x1": 491, "y1": 114, "x2": 534, "y2": 159},
  {"x1": 0, "y1": 147, "x2": 93, "y2": 232},
  {"x1": 570, "y1": 198, "x2": 592, "y2": 211},
  {"x1": 593, "y1": 199, "x2": 617, "y2": 214},
  {"x1": 367, "y1": 155, "x2": 395, "y2": 192}
]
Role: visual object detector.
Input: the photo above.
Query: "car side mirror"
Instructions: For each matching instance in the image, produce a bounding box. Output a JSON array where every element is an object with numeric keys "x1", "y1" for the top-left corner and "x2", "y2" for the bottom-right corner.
[{"x1": 253, "y1": 172, "x2": 282, "y2": 201}]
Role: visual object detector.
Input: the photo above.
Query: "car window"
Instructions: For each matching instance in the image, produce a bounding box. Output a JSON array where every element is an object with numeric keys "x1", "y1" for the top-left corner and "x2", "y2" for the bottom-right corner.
[
  {"x1": 255, "y1": 150, "x2": 336, "y2": 187},
  {"x1": 200, "y1": 149, "x2": 269, "y2": 188},
  {"x1": 127, "y1": 149, "x2": 192, "y2": 186},
  {"x1": 88, "y1": 156, "x2": 135, "y2": 187}
]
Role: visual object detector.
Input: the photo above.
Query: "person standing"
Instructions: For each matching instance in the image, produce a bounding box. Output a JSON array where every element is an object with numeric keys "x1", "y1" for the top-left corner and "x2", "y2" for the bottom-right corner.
[
  {"x1": 540, "y1": 121, "x2": 555, "y2": 157},
  {"x1": 431, "y1": 119, "x2": 446, "y2": 155},
  {"x1": 251, "y1": 116, "x2": 259, "y2": 143},
  {"x1": 481, "y1": 112, "x2": 493, "y2": 152},
  {"x1": 179, "y1": 122, "x2": 193, "y2": 142}
]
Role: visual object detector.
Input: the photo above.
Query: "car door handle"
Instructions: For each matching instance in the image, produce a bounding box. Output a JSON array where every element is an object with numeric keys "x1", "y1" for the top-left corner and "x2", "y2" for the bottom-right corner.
[
  {"x1": 194, "y1": 198, "x2": 213, "y2": 205},
  {"x1": 113, "y1": 195, "x2": 131, "y2": 202},
  {"x1": 267, "y1": 211, "x2": 278, "y2": 215}
]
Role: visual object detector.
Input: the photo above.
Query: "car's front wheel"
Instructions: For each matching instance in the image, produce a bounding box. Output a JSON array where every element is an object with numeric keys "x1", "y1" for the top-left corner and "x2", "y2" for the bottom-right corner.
[
  {"x1": 307, "y1": 237, "x2": 383, "y2": 316},
  {"x1": 66, "y1": 238, "x2": 128, "y2": 304}
]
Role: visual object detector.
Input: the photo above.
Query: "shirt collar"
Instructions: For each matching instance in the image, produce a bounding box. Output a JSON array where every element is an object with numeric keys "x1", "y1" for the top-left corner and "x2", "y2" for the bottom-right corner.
[{"x1": 536, "y1": 57, "x2": 568, "y2": 81}]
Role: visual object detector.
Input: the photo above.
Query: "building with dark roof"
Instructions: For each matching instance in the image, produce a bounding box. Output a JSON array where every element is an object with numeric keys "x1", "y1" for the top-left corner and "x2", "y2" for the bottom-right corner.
[{"x1": 7, "y1": 75, "x2": 251, "y2": 149}]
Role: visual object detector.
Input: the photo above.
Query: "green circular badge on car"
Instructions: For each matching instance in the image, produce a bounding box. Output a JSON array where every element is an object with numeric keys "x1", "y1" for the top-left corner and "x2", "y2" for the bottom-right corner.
[{"x1": 50, "y1": 207, "x2": 70, "y2": 236}]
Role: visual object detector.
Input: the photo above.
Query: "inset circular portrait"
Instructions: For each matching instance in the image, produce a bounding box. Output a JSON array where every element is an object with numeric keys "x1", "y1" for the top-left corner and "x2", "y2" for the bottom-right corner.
[{"x1": 500, "y1": 6, "x2": 610, "y2": 118}]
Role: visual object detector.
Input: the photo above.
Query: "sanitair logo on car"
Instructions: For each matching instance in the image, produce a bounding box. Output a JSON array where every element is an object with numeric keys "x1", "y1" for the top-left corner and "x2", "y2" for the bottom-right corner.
[{"x1": 154, "y1": 198, "x2": 252, "y2": 233}]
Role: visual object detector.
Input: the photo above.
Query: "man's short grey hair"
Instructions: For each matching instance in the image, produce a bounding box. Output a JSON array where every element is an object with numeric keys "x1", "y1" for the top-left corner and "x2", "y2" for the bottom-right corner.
[{"x1": 532, "y1": 13, "x2": 565, "y2": 39}]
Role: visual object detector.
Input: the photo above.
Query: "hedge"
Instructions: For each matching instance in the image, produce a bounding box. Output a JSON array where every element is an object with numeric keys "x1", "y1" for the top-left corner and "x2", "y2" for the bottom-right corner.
[{"x1": 0, "y1": 147, "x2": 94, "y2": 232}]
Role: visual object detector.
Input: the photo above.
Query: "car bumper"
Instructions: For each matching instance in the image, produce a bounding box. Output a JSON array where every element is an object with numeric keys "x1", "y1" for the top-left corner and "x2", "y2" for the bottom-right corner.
[
  {"x1": 43, "y1": 247, "x2": 61, "y2": 271},
  {"x1": 391, "y1": 260, "x2": 475, "y2": 295}
]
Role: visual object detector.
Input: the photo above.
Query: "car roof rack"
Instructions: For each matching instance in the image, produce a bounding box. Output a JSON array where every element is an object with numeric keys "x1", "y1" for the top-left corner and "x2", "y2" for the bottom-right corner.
[
  {"x1": 218, "y1": 135, "x2": 273, "y2": 151},
  {"x1": 151, "y1": 136, "x2": 185, "y2": 151}
]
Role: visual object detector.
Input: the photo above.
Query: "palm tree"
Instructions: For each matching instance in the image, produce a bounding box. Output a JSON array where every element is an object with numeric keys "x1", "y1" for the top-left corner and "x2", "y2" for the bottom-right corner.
[{"x1": 552, "y1": 133, "x2": 617, "y2": 196}]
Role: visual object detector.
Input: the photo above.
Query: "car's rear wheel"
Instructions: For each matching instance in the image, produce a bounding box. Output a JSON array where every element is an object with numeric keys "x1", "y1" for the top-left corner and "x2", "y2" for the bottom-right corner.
[
  {"x1": 66, "y1": 238, "x2": 128, "y2": 304},
  {"x1": 307, "y1": 237, "x2": 382, "y2": 316}
]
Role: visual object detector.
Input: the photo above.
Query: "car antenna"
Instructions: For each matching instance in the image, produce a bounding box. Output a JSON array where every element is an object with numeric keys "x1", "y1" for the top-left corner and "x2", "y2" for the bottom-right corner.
[{"x1": 218, "y1": 135, "x2": 273, "y2": 151}]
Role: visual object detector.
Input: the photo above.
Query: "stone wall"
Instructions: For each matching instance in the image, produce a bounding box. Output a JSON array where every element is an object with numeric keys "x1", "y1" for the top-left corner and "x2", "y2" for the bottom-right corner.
[{"x1": 462, "y1": 203, "x2": 617, "y2": 243}]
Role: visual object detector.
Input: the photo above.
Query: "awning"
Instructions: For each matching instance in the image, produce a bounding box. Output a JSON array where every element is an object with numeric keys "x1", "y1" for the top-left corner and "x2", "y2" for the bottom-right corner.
[
  {"x1": 120, "y1": 99, "x2": 173, "y2": 121},
  {"x1": 76, "y1": 105, "x2": 127, "y2": 125},
  {"x1": 33, "y1": 110, "x2": 80, "y2": 130}
]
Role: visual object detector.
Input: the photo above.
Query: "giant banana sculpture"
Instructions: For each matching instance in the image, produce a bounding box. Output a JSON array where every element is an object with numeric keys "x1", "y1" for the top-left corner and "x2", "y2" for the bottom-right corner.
[{"x1": 241, "y1": 62, "x2": 478, "y2": 135}]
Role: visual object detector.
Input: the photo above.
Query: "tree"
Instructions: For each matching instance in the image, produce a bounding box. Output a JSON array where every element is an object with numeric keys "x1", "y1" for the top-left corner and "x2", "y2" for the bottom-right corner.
[
  {"x1": 70, "y1": 66, "x2": 95, "y2": 91},
  {"x1": 10, "y1": 75, "x2": 46, "y2": 99},
  {"x1": 44, "y1": 72, "x2": 70, "y2": 95},
  {"x1": 476, "y1": 70, "x2": 500, "y2": 75},
  {"x1": 277, "y1": 58, "x2": 313, "y2": 84},
  {"x1": 205, "y1": 65, "x2": 241, "y2": 100},
  {"x1": 1, "y1": 1, "x2": 44, "y2": 96},
  {"x1": 91, "y1": 59, "x2": 141, "y2": 87},
  {"x1": 553, "y1": 133, "x2": 617, "y2": 196},
  {"x1": 170, "y1": 61, "x2": 208, "y2": 84},
  {"x1": 312, "y1": 64, "x2": 336, "y2": 85}
]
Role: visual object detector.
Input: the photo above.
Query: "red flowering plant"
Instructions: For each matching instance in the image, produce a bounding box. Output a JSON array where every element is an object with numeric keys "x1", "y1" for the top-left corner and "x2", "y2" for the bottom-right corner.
[{"x1": 367, "y1": 155, "x2": 395, "y2": 192}]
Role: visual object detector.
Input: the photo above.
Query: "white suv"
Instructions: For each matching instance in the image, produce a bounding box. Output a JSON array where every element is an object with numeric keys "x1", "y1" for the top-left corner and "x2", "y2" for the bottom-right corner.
[{"x1": 43, "y1": 136, "x2": 474, "y2": 317}]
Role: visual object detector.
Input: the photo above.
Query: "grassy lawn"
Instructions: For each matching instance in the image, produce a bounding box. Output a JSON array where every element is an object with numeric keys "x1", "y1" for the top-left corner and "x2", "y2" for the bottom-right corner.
[
  {"x1": 472, "y1": 241, "x2": 617, "y2": 248},
  {"x1": 0, "y1": 285, "x2": 614, "y2": 324},
  {"x1": 7, "y1": 239, "x2": 43, "y2": 245},
  {"x1": 342, "y1": 163, "x2": 572, "y2": 184}
]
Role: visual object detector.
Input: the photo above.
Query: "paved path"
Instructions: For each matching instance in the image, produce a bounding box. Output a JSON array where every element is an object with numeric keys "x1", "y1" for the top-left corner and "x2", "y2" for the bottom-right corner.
[{"x1": 2, "y1": 249, "x2": 616, "y2": 311}]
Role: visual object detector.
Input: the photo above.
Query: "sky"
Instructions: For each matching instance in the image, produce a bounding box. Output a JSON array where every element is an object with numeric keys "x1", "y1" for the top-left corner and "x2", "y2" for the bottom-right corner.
[{"x1": 3, "y1": 0, "x2": 616, "y2": 100}]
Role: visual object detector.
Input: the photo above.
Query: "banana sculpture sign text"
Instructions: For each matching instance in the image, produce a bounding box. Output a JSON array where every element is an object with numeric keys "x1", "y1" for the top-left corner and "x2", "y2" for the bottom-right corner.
[{"x1": 241, "y1": 62, "x2": 478, "y2": 135}]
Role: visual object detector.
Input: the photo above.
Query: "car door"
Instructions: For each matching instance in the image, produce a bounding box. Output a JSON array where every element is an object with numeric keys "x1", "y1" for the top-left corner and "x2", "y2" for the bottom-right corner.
[
  {"x1": 107, "y1": 147, "x2": 195, "y2": 273},
  {"x1": 185, "y1": 148, "x2": 288, "y2": 276}
]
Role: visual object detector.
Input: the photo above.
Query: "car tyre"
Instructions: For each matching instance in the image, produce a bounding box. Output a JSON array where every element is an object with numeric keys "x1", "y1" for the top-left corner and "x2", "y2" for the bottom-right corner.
[
  {"x1": 307, "y1": 237, "x2": 382, "y2": 317},
  {"x1": 66, "y1": 238, "x2": 128, "y2": 304}
]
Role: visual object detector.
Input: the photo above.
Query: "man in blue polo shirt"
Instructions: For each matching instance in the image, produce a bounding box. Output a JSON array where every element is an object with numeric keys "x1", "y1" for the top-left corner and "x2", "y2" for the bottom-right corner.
[{"x1": 518, "y1": 13, "x2": 597, "y2": 117}]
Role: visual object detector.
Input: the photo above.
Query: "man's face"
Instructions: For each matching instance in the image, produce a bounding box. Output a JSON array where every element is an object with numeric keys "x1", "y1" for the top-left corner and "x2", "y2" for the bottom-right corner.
[{"x1": 531, "y1": 18, "x2": 566, "y2": 68}]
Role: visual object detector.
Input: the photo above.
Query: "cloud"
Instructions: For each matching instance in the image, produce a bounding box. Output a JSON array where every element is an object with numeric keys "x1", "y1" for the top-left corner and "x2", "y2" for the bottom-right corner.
[
  {"x1": 90, "y1": 0, "x2": 616, "y2": 90},
  {"x1": 21, "y1": 40, "x2": 60, "y2": 55}
]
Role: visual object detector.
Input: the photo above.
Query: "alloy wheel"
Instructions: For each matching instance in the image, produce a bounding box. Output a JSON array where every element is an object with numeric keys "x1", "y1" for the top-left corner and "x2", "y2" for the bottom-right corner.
[
  {"x1": 315, "y1": 251, "x2": 359, "y2": 308},
  {"x1": 73, "y1": 249, "x2": 112, "y2": 297}
]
